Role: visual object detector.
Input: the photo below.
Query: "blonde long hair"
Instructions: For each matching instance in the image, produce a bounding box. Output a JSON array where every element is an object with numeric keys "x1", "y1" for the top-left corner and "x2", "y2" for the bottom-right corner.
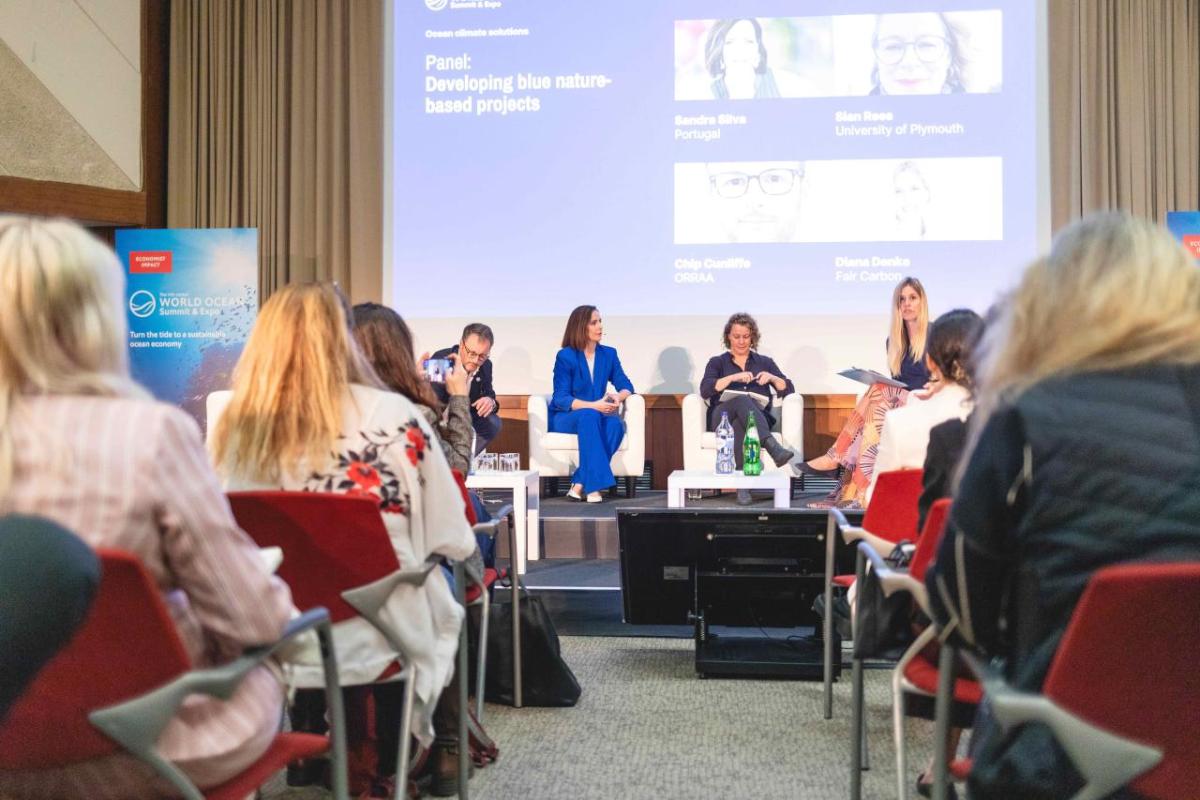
[
  {"x1": 0, "y1": 216, "x2": 146, "y2": 495},
  {"x1": 971, "y1": 212, "x2": 1200, "y2": 427},
  {"x1": 886, "y1": 277, "x2": 929, "y2": 376},
  {"x1": 211, "y1": 282, "x2": 382, "y2": 483}
]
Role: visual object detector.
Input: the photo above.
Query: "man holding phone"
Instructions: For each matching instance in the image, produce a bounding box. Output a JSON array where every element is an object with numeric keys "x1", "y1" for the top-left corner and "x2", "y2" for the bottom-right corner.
[{"x1": 431, "y1": 323, "x2": 501, "y2": 454}]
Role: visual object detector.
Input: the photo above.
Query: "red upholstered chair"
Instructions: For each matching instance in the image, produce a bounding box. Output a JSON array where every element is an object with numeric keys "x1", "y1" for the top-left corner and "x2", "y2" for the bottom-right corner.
[
  {"x1": 0, "y1": 549, "x2": 348, "y2": 800},
  {"x1": 963, "y1": 561, "x2": 1200, "y2": 800},
  {"x1": 859, "y1": 498, "x2": 981, "y2": 800},
  {"x1": 227, "y1": 491, "x2": 440, "y2": 788},
  {"x1": 822, "y1": 468, "x2": 925, "y2": 721}
]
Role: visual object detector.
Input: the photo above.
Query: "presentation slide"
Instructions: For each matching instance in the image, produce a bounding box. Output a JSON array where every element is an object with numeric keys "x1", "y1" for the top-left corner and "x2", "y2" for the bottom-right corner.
[{"x1": 390, "y1": 0, "x2": 1040, "y2": 320}]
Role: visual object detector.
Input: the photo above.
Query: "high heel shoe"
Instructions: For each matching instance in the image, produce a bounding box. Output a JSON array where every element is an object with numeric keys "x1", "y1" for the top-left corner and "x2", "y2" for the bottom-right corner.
[{"x1": 791, "y1": 460, "x2": 839, "y2": 478}]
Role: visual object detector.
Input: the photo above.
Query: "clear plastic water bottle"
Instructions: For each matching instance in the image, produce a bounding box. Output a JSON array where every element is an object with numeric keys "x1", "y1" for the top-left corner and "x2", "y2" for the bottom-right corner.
[{"x1": 715, "y1": 411, "x2": 735, "y2": 474}]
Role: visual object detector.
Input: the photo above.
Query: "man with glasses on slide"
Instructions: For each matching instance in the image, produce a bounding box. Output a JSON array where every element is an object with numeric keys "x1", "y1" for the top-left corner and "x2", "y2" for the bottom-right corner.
[
  {"x1": 706, "y1": 160, "x2": 806, "y2": 243},
  {"x1": 432, "y1": 323, "x2": 502, "y2": 454}
]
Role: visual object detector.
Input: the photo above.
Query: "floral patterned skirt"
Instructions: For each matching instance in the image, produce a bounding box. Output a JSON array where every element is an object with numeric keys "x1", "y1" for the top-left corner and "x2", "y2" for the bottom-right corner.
[{"x1": 818, "y1": 382, "x2": 908, "y2": 507}]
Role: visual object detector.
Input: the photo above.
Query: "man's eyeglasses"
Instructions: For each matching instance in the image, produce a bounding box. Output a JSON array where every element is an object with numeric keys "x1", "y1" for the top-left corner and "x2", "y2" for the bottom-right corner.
[
  {"x1": 874, "y1": 35, "x2": 949, "y2": 66},
  {"x1": 709, "y1": 168, "x2": 803, "y2": 200},
  {"x1": 461, "y1": 344, "x2": 489, "y2": 363}
]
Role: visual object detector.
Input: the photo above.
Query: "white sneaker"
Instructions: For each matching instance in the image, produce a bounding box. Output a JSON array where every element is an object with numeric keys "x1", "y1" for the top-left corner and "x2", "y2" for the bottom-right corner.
[{"x1": 586, "y1": 491, "x2": 603, "y2": 503}]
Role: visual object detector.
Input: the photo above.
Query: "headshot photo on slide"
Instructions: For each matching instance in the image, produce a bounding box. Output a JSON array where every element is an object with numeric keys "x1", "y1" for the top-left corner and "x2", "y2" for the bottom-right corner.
[
  {"x1": 674, "y1": 161, "x2": 807, "y2": 244},
  {"x1": 830, "y1": 10, "x2": 1003, "y2": 96},
  {"x1": 673, "y1": 17, "x2": 834, "y2": 101}
]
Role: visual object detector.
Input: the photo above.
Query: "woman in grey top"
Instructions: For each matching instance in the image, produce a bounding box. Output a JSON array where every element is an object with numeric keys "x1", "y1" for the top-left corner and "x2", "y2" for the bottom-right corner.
[{"x1": 352, "y1": 302, "x2": 474, "y2": 474}]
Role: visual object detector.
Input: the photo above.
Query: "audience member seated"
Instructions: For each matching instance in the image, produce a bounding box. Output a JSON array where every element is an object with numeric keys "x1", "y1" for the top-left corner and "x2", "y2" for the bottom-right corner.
[
  {"x1": 858, "y1": 308, "x2": 982, "y2": 798},
  {"x1": 927, "y1": 212, "x2": 1200, "y2": 799},
  {"x1": 430, "y1": 323, "x2": 501, "y2": 455},
  {"x1": 918, "y1": 417, "x2": 968, "y2": 534},
  {"x1": 796, "y1": 277, "x2": 932, "y2": 508},
  {"x1": 549, "y1": 305, "x2": 634, "y2": 503},
  {"x1": 209, "y1": 282, "x2": 475, "y2": 796},
  {"x1": 699, "y1": 313, "x2": 795, "y2": 456},
  {"x1": 700, "y1": 311, "x2": 796, "y2": 503},
  {"x1": 864, "y1": 308, "x2": 982, "y2": 506},
  {"x1": 352, "y1": 302, "x2": 494, "y2": 559},
  {"x1": 0, "y1": 215, "x2": 294, "y2": 798}
]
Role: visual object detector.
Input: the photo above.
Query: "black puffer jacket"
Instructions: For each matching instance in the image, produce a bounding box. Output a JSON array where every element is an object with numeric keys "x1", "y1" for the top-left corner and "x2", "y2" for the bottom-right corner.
[{"x1": 927, "y1": 362, "x2": 1200, "y2": 799}]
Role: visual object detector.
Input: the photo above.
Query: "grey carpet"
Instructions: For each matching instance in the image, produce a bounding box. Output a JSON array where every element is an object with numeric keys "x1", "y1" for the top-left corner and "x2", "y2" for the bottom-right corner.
[{"x1": 264, "y1": 636, "x2": 944, "y2": 800}]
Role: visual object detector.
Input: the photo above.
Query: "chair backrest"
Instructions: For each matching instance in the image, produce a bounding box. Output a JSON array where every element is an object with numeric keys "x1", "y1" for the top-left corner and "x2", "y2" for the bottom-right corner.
[
  {"x1": 0, "y1": 549, "x2": 191, "y2": 770},
  {"x1": 451, "y1": 469, "x2": 477, "y2": 525},
  {"x1": 228, "y1": 492, "x2": 400, "y2": 624},
  {"x1": 861, "y1": 468, "x2": 924, "y2": 544},
  {"x1": 1041, "y1": 561, "x2": 1200, "y2": 800},
  {"x1": 908, "y1": 498, "x2": 952, "y2": 582}
]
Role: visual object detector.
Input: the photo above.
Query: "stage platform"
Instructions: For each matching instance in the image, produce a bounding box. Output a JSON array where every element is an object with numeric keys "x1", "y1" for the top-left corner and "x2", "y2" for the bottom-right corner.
[
  {"x1": 477, "y1": 487, "x2": 855, "y2": 664},
  {"x1": 483, "y1": 480, "x2": 841, "y2": 562}
]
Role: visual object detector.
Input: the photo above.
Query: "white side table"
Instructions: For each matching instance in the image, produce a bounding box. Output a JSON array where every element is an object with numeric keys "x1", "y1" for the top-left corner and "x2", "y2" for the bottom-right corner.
[
  {"x1": 465, "y1": 469, "x2": 539, "y2": 574},
  {"x1": 666, "y1": 469, "x2": 792, "y2": 509}
]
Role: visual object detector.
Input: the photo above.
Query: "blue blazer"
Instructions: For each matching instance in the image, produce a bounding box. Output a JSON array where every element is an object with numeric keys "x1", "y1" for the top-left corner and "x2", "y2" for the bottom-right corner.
[{"x1": 549, "y1": 345, "x2": 634, "y2": 427}]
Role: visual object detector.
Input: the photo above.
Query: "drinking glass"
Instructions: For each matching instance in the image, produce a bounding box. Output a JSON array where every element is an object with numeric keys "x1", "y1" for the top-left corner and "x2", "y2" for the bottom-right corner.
[
  {"x1": 476, "y1": 452, "x2": 498, "y2": 473},
  {"x1": 500, "y1": 453, "x2": 520, "y2": 472}
]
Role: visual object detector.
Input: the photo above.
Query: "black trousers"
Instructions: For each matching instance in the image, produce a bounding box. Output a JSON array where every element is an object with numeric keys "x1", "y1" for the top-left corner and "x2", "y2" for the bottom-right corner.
[
  {"x1": 710, "y1": 394, "x2": 774, "y2": 469},
  {"x1": 0, "y1": 514, "x2": 100, "y2": 722},
  {"x1": 471, "y1": 411, "x2": 503, "y2": 455}
]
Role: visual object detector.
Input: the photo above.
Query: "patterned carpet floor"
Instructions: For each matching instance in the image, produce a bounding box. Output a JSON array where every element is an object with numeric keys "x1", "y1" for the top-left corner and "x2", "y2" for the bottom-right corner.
[{"x1": 265, "y1": 636, "x2": 941, "y2": 800}]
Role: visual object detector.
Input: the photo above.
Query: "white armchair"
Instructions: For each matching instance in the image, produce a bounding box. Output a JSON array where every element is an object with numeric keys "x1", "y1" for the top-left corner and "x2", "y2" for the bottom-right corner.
[
  {"x1": 205, "y1": 390, "x2": 232, "y2": 444},
  {"x1": 681, "y1": 393, "x2": 804, "y2": 473},
  {"x1": 527, "y1": 394, "x2": 646, "y2": 497}
]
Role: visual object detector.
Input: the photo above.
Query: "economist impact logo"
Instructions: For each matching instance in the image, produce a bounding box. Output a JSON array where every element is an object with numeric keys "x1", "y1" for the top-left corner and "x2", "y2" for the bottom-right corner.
[
  {"x1": 1183, "y1": 235, "x2": 1200, "y2": 260},
  {"x1": 129, "y1": 251, "x2": 173, "y2": 274}
]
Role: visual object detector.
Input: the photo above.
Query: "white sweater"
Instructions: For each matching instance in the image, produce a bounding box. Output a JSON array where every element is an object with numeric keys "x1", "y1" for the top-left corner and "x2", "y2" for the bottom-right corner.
[{"x1": 865, "y1": 383, "x2": 973, "y2": 507}]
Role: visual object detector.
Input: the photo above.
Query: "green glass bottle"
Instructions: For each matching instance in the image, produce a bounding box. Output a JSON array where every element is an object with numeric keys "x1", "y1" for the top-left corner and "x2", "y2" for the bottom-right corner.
[{"x1": 742, "y1": 414, "x2": 762, "y2": 476}]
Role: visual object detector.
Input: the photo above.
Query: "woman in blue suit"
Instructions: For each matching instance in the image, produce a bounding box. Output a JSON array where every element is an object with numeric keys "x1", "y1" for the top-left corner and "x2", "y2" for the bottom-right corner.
[{"x1": 549, "y1": 305, "x2": 634, "y2": 503}]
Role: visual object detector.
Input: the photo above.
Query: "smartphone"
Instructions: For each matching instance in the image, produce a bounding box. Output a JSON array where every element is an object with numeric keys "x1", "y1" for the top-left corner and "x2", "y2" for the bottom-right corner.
[{"x1": 422, "y1": 358, "x2": 452, "y2": 383}]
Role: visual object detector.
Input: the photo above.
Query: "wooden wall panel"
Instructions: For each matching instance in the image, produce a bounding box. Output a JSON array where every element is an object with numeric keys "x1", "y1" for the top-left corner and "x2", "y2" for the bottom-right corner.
[{"x1": 803, "y1": 394, "x2": 857, "y2": 459}]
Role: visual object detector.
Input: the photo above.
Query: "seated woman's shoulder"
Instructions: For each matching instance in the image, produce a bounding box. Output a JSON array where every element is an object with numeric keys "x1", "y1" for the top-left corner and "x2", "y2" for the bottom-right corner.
[{"x1": 83, "y1": 395, "x2": 204, "y2": 440}]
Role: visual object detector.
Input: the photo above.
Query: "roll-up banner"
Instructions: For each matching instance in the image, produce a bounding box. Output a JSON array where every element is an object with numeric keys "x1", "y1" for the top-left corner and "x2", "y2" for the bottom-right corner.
[
  {"x1": 1166, "y1": 212, "x2": 1200, "y2": 261},
  {"x1": 116, "y1": 228, "x2": 258, "y2": 430}
]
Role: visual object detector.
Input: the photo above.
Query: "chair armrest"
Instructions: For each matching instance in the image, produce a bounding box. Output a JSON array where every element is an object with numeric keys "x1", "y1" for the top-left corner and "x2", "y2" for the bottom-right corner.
[
  {"x1": 780, "y1": 393, "x2": 804, "y2": 454},
  {"x1": 341, "y1": 562, "x2": 440, "y2": 658},
  {"x1": 960, "y1": 654, "x2": 1163, "y2": 798},
  {"x1": 472, "y1": 504, "x2": 514, "y2": 538},
  {"x1": 681, "y1": 394, "x2": 707, "y2": 470},
  {"x1": 841, "y1": 525, "x2": 900, "y2": 559},
  {"x1": 90, "y1": 607, "x2": 349, "y2": 800},
  {"x1": 527, "y1": 394, "x2": 550, "y2": 460},
  {"x1": 856, "y1": 542, "x2": 928, "y2": 611},
  {"x1": 621, "y1": 394, "x2": 646, "y2": 468}
]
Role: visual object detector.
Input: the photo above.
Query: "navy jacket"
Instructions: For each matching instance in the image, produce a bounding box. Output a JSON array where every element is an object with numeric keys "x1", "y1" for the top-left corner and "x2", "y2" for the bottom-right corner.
[
  {"x1": 549, "y1": 345, "x2": 633, "y2": 428},
  {"x1": 699, "y1": 351, "x2": 794, "y2": 430}
]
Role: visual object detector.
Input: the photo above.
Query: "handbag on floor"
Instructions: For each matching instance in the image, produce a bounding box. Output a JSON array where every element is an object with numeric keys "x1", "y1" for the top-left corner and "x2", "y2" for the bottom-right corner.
[
  {"x1": 853, "y1": 541, "x2": 918, "y2": 660},
  {"x1": 483, "y1": 586, "x2": 581, "y2": 707}
]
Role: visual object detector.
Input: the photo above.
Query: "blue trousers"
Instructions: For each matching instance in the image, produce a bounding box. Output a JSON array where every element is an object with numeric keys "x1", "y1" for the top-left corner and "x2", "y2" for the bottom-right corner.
[{"x1": 550, "y1": 408, "x2": 625, "y2": 494}]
